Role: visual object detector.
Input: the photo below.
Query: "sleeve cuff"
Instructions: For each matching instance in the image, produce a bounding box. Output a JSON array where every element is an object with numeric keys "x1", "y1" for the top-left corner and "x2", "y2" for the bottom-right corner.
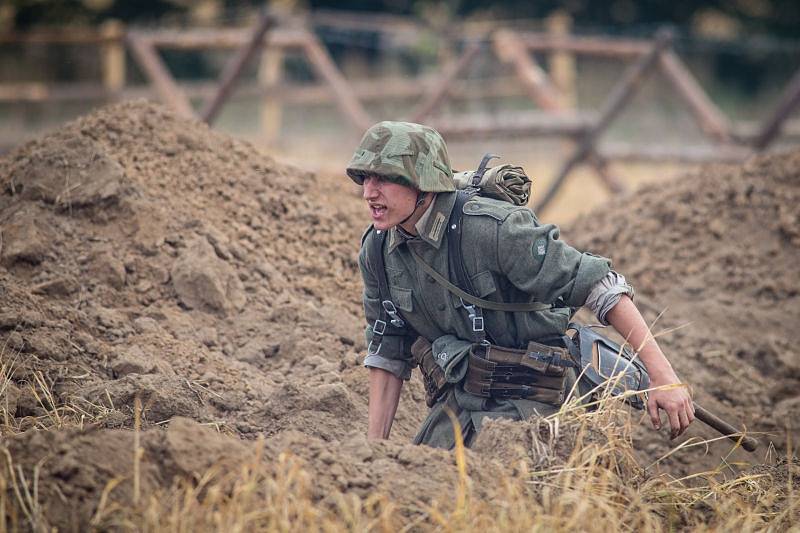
[{"x1": 364, "y1": 354, "x2": 413, "y2": 380}]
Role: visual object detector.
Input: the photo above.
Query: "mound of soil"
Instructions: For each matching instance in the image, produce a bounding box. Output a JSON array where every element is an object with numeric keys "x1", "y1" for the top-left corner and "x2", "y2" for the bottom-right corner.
[
  {"x1": 565, "y1": 151, "x2": 800, "y2": 470},
  {"x1": 1, "y1": 100, "x2": 797, "y2": 529},
  {"x1": 0, "y1": 100, "x2": 377, "y2": 439},
  {"x1": 0, "y1": 100, "x2": 446, "y2": 530}
]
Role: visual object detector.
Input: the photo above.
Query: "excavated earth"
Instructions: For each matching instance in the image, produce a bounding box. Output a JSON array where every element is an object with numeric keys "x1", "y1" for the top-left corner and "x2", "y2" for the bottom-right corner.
[{"x1": 0, "y1": 101, "x2": 798, "y2": 530}]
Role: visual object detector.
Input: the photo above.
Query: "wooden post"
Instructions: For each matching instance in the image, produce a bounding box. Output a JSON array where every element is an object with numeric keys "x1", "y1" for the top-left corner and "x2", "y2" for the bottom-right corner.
[
  {"x1": 126, "y1": 33, "x2": 196, "y2": 119},
  {"x1": 410, "y1": 39, "x2": 482, "y2": 123},
  {"x1": 0, "y1": 5, "x2": 15, "y2": 33},
  {"x1": 200, "y1": 12, "x2": 275, "y2": 124},
  {"x1": 658, "y1": 50, "x2": 731, "y2": 143},
  {"x1": 258, "y1": 44, "x2": 285, "y2": 143},
  {"x1": 534, "y1": 30, "x2": 673, "y2": 213},
  {"x1": 301, "y1": 31, "x2": 372, "y2": 131},
  {"x1": 545, "y1": 11, "x2": 576, "y2": 109},
  {"x1": 493, "y1": 28, "x2": 562, "y2": 111},
  {"x1": 753, "y1": 65, "x2": 800, "y2": 151},
  {"x1": 100, "y1": 20, "x2": 125, "y2": 94},
  {"x1": 588, "y1": 151, "x2": 626, "y2": 194}
]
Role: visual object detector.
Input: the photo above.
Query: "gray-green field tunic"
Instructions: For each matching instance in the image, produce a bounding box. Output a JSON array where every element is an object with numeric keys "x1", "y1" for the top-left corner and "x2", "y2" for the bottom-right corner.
[{"x1": 358, "y1": 191, "x2": 611, "y2": 448}]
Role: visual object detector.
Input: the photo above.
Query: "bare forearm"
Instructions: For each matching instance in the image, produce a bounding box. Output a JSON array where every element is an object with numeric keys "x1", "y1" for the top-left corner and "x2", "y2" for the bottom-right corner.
[
  {"x1": 605, "y1": 294, "x2": 694, "y2": 437},
  {"x1": 605, "y1": 295, "x2": 677, "y2": 383},
  {"x1": 367, "y1": 367, "x2": 403, "y2": 439}
]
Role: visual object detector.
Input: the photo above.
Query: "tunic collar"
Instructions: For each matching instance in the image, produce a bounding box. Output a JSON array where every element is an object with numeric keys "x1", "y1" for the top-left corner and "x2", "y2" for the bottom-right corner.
[{"x1": 386, "y1": 192, "x2": 456, "y2": 254}]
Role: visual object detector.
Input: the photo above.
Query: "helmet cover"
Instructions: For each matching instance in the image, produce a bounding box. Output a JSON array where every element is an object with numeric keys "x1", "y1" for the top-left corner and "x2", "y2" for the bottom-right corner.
[{"x1": 346, "y1": 121, "x2": 455, "y2": 192}]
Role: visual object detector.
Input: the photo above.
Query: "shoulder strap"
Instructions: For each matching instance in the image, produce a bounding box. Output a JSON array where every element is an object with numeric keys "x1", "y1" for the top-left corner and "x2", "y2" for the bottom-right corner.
[
  {"x1": 448, "y1": 190, "x2": 476, "y2": 296},
  {"x1": 368, "y1": 228, "x2": 391, "y2": 305},
  {"x1": 366, "y1": 228, "x2": 410, "y2": 356},
  {"x1": 448, "y1": 190, "x2": 489, "y2": 343}
]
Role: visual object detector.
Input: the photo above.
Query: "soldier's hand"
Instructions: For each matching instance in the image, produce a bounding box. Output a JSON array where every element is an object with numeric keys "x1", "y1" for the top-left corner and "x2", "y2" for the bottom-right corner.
[{"x1": 647, "y1": 377, "x2": 695, "y2": 440}]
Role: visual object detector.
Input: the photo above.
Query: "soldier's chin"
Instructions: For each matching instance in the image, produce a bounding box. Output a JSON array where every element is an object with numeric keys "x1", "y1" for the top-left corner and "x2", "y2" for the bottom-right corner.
[{"x1": 372, "y1": 219, "x2": 394, "y2": 231}]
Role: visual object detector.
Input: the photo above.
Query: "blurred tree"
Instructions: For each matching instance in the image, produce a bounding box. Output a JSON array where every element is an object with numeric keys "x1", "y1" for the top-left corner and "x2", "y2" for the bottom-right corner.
[{"x1": 3, "y1": 0, "x2": 799, "y2": 38}]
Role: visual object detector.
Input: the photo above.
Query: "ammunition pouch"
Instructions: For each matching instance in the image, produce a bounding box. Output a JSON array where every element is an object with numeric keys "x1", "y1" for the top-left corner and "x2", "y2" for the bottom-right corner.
[
  {"x1": 463, "y1": 341, "x2": 577, "y2": 405},
  {"x1": 413, "y1": 336, "x2": 579, "y2": 407},
  {"x1": 411, "y1": 337, "x2": 447, "y2": 407},
  {"x1": 412, "y1": 335, "x2": 472, "y2": 407}
]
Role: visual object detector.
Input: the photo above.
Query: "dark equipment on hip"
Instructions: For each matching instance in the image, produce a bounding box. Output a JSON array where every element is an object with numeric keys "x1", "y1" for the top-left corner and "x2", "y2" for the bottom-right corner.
[{"x1": 569, "y1": 323, "x2": 759, "y2": 452}]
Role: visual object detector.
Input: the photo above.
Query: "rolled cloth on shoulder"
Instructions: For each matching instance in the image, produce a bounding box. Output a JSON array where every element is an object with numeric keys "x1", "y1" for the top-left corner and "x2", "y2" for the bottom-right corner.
[{"x1": 453, "y1": 164, "x2": 532, "y2": 206}]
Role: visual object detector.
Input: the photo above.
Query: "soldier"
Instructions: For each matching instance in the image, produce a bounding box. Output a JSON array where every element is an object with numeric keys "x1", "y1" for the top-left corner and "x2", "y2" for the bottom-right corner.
[{"x1": 347, "y1": 121, "x2": 694, "y2": 449}]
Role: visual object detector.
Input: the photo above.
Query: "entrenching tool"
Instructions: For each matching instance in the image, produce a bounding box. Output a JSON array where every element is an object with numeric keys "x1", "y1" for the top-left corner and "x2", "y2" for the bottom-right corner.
[{"x1": 569, "y1": 323, "x2": 759, "y2": 452}]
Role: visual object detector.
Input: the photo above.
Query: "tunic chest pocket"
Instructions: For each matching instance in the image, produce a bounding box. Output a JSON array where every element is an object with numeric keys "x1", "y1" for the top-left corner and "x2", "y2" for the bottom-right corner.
[
  {"x1": 388, "y1": 286, "x2": 413, "y2": 312},
  {"x1": 451, "y1": 270, "x2": 497, "y2": 307},
  {"x1": 382, "y1": 266, "x2": 414, "y2": 312}
]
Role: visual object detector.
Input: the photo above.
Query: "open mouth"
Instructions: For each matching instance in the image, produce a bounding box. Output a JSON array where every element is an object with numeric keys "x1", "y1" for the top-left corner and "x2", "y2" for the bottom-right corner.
[{"x1": 369, "y1": 204, "x2": 387, "y2": 218}]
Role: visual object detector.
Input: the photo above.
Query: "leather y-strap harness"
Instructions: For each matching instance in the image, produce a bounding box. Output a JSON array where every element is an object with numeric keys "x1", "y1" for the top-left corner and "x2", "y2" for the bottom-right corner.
[{"x1": 366, "y1": 228, "x2": 410, "y2": 356}]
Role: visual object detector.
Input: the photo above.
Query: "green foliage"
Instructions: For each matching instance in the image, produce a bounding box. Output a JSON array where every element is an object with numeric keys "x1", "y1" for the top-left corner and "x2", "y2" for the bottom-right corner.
[{"x1": 4, "y1": 0, "x2": 800, "y2": 38}]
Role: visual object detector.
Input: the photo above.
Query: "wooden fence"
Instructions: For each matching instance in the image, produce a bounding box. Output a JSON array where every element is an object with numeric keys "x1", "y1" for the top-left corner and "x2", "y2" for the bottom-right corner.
[{"x1": 2, "y1": 12, "x2": 799, "y2": 210}]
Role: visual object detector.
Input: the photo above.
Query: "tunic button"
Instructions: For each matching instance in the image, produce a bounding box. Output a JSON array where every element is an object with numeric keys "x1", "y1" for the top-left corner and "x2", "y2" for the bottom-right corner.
[
  {"x1": 426, "y1": 275, "x2": 435, "y2": 283},
  {"x1": 437, "y1": 304, "x2": 446, "y2": 311}
]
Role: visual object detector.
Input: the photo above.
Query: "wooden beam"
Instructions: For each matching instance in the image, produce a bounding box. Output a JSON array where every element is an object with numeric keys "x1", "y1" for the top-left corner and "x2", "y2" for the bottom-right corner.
[
  {"x1": 410, "y1": 40, "x2": 482, "y2": 123},
  {"x1": 300, "y1": 31, "x2": 372, "y2": 131},
  {"x1": 493, "y1": 28, "x2": 563, "y2": 112},
  {"x1": 431, "y1": 111, "x2": 593, "y2": 139},
  {"x1": 125, "y1": 33, "x2": 196, "y2": 119},
  {"x1": 140, "y1": 28, "x2": 307, "y2": 50},
  {"x1": 534, "y1": 29, "x2": 673, "y2": 214},
  {"x1": 518, "y1": 33, "x2": 651, "y2": 58},
  {"x1": 732, "y1": 118, "x2": 800, "y2": 141},
  {"x1": 600, "y1": 143, "x2": 750, "y2": 163},
  {"x1": 309, "y1": 9, "x2": 420, "y2": 34},
  {"x1": 0, "y1": 29, "x2": 115, "y2": 45},
  {"x1": 753, "y1": 65, "x2": 800, "y2": 151},
  {"x1": 200, "y1": 13, "x2": 276, "y2": 124},
  {"x1": 588, "y1": 151, "x2": 626, "y2": 194},
  {"x1": 0, "y1": 76, "x2": 527, "y2": 104},
  {"x1": 658, "y1": 50, "x2": 731, "y2": 143}
]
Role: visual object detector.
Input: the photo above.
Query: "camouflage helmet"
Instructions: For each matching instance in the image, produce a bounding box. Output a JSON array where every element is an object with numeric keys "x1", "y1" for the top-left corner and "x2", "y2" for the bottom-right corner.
[{"x1": 346, "y1": 121, "x2": 455, "y2": 192}]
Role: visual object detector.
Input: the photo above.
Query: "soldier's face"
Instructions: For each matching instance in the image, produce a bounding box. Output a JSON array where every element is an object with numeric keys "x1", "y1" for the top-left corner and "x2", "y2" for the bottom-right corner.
[{"x1": 362, "y1": 176, "x2": 418, "y2": 231}]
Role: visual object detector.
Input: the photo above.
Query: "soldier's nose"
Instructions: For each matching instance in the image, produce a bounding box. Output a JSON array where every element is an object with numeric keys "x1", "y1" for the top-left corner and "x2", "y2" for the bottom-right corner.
[{"x1": 362, "y1": 178, "x2": 379, "y2": 199}]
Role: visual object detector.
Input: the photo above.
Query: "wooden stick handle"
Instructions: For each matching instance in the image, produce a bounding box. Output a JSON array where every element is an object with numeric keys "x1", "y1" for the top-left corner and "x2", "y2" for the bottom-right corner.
[{"x1": 693, "y1": 402, "x2": 759, "y2": 452}]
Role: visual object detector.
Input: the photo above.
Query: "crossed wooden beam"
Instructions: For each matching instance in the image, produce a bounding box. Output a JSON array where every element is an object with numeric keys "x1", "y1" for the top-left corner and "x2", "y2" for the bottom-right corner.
[
  {"x1": 411, "y1": 27, "x2": 800, "y2": 212},
  {"x1": 126, "y1": 15, "x2": 800, "y2": 213},
  {"x1": 125, "y1": 11, "x2": 371, "y2": 131}
]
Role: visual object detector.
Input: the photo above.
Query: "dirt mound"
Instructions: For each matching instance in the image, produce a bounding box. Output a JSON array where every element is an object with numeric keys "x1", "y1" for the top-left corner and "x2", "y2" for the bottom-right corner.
[
  {"x1": 0, "y1": 100, "x2": 372, "y2": 438},
  {"x1": 2, "y1": 418, "x2": 251, "y2": 530},
  {"x1": 0, "y1": 100, "x2": 437, "y2": 529},
  {"x1": 565, "y1": 150, "x2": 800, "y2": 470},
  {"x1": 1, "y1": 100, "x2": 798, "y2": 529}
]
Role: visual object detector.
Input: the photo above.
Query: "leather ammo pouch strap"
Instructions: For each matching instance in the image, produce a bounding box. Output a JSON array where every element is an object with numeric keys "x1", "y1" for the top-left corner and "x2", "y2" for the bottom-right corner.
[
  {"x1": 463, "y1": 343, "x2": 570, "y2": 405},
  {"x1": 463, "y1": 380, "x2": 565, "y2": 404},
  {"x1": 466, "y1": 356, "x2": 566, "y2": 389},
  {"x1": 480, "y1": 341, "x2": 571, "y2": 376}
]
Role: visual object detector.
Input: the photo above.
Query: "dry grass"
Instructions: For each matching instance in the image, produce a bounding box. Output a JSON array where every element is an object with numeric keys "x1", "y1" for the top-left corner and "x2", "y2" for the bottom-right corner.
[
  {"x1": 84, "y1": 399, "x2": 794, "y2": 532},
  {"x1": 0, "y1": 343, "x2": 796, "y2": 532}
]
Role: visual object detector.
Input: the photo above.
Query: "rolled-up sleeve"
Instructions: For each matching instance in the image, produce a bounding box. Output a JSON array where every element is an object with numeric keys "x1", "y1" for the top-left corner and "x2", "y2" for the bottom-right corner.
[
  {"x1": 359, "y1": 238, "x2": 415, "y2": 380},
  {"x1": 497, "y1": 210, "x2": 611, "y2": 307},
  {"x1": 584, "y1": 270, "x2": 635, "y2": 325}
]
